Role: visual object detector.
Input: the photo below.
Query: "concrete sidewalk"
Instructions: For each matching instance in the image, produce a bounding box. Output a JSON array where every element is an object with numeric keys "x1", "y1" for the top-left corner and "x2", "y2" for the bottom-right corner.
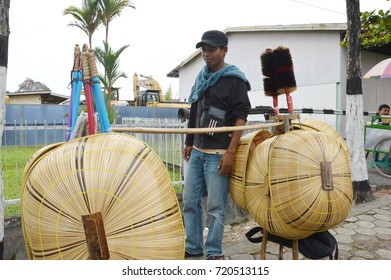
[
  {"x1": 220, "y1": 165, "x2": 391, "y2": 260},
  {"x1": 219, "y1": 188, "x2": 391, "y2": 260}
]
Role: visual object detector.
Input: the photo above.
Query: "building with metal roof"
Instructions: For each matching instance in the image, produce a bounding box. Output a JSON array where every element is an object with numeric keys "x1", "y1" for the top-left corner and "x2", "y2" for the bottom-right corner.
[{"x1": 167, "y1": 23, "x2": 391, "y2": 134}]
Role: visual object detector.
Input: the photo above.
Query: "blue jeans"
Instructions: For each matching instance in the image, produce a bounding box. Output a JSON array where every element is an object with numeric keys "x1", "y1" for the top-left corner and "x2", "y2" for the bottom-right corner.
[{"x1": 182, "y1": 148, "x2": 229, "y2": 258}]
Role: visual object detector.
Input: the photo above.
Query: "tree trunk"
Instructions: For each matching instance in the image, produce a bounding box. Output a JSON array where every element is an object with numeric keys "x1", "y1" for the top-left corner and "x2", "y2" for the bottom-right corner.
[
  {"x1": 345, "y1": 0, "x2": 373, "y2": 203},
  {"x1": 0, "y1": 0, "x2": 10, "y2": 260}
]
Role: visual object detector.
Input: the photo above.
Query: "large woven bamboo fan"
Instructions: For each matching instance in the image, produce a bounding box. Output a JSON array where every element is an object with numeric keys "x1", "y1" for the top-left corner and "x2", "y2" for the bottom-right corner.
[
  {"x1": 21, "y1": 133, "x2": 185, "y2": 260},
  {"x1": 292, "y1": 118, "x2": 348, "y2": 151},
  {"x1": 23, "y1": 142, "x2": 64, "y2": 181},
  {"x1": 245, "y1": 130, "x2": 353, "y2": 240},
  {"x1": 229, "y1": 129, "x2": 272, "y2": 211}
]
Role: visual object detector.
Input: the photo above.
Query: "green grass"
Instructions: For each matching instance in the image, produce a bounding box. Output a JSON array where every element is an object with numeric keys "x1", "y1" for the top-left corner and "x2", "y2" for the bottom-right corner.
[{"x1": 1, "y1": 146, "x2": 43, "y2": 216}]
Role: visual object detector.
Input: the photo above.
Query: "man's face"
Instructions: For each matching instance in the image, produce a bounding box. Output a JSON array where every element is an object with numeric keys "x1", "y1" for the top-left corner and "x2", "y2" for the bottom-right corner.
[
  {"x1": 201, "y1": 44, "x2": 227, "y2": 72},
  {"x1": 379, "y1": 107, "x2": 390, "y2": 116}
]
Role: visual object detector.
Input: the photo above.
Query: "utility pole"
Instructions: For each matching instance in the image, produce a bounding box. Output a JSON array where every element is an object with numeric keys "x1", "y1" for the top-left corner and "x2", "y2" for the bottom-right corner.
[{"x1": 0, "y1": 0, "x2": 11, "y2": 260}]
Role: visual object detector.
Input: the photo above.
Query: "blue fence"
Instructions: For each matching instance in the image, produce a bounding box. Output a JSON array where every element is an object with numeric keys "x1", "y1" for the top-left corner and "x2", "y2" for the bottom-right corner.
[
  {"x1": 3, "y1": 104, "x2": 69, "y2": 146},
  {"x1": 3, "y1": 104, "x2": 185, "y2": 146}
]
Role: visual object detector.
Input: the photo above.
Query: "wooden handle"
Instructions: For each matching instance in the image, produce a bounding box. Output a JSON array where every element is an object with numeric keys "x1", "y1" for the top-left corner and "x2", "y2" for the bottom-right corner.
[
  {"x1": 82, "y1": 212, "x2": 110, "y2": 260},
  {"x1": 321, "y1": 161, "x2": 334, "y2": 191}
]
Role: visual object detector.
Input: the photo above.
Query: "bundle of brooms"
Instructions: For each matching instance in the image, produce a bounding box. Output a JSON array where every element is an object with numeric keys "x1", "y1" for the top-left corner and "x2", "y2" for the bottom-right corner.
[
  {"x1": 260, "y1": 46, "x2": 297, "y2": 114},
  {"x1": 20, "y1": 133, "x2": 185, "y2": 260}
]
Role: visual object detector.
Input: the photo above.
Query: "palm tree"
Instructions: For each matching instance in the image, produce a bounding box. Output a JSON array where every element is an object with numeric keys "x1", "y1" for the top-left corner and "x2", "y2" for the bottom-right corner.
[
  {"x1": 0, "y1": 0, "x2": 10, "y2": 260},
  {"x1": 98, "y1": 0, "x2": 135, "y2": 43},
  {"x1": 94, "y1": 41, "x2": 129, "y2": 123},
  {"x1": 63, "y1": 0, "x2": 101, "y2": 49}
]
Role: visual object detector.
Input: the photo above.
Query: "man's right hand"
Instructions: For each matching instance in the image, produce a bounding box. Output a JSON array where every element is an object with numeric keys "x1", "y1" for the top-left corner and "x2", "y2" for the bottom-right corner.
[{"x1": 183, "y1": 145, "x2": 192, "y2": 162}]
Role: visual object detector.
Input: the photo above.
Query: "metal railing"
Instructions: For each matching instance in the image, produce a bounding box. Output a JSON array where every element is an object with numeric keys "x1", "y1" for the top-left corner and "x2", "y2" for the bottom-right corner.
[{"x1": 118, "y1": 117, "x2": 187, "y2": 189}]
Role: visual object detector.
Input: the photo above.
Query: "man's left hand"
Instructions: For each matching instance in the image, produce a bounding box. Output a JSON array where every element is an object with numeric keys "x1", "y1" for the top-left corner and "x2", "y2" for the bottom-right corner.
[{"x1": 218, "y1": 151, "x2": 235, "y2": 176}]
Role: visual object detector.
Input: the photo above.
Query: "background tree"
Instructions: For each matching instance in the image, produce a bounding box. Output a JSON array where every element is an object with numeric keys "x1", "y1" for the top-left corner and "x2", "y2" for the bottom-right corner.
[
  {"x1": 63, "y1": 0, "x2": 101, "y2": 48},
  {"x1": 16, "y1": 77, "x2": 50, "y2": 92},
  {"x1": 96, "y1": 0, "x2": 135, "y2": 106},
  {"x1": 98, "y1": 0, "x2": 135, "y2": 43},
  {"x1": 65, "y1": 0, "x2": 135, "y2": 104},
  {"x1": 94, "y1": 41, "x2": 129, "y2": 122},
  {"x1": 164, "y1": 84, "x2": 173, "y2": 101},
  {"x1": 341, "y1": 2, "x2": 391, "y2": 50},
  {"x1": 0, "y1": 0, "x2": 10, "y2": 260},
  {"x1": 345, "y1": 0, "x2": 373, "y2": 202},
  {"x1": 360, "y1": 8, "x2": 391, "y2": 49}
]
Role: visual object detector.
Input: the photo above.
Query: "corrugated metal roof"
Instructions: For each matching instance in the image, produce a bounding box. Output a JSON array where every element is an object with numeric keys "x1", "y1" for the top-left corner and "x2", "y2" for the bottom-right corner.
[{"x1": 225, "y1": 23, "x2": 347, "y2": 33}]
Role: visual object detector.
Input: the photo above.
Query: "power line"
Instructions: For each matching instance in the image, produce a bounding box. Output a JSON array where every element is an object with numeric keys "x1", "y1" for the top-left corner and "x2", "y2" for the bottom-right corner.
[{"x1": 289, "y1": 0, "x2": 346, "y2": 15}]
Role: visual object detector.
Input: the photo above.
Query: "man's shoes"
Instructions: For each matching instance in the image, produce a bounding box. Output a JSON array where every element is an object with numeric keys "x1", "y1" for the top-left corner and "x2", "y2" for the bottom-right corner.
[
  {"x1": 206, "y1": 255, "x2": 225, "y2": 260},
  {"x1": 185, "y1": 251, "x2": 204, "y2": 258}
]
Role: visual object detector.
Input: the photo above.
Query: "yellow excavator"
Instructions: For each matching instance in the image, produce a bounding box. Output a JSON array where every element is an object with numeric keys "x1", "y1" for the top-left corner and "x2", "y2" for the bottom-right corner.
[{"x1": 133, "y1": 73, "x2": 190, "y2": 120}]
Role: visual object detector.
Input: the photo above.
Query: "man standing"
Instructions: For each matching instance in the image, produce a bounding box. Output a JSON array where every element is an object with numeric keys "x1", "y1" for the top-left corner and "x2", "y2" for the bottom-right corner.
[{"x1": 182, "y1": 30, "x2": 251, "y2": 260}]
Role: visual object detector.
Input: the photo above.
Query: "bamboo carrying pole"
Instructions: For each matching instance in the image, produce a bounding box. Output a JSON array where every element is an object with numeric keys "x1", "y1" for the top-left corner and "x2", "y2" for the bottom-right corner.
[{"x1": 112, "y1": 122, "x2": 284, "y2": 134}]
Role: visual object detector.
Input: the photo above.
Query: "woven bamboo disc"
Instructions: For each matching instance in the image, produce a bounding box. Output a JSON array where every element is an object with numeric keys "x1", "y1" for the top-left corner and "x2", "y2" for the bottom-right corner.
[
  {"x1": 245, "y1": 130, "x2": 353, "y2": 240},
  {"x1": 229, "y1": 129, "x2": 272, "y2": 211},
  {"x1": 23, "y1": 142, "x2": 64, "y2": 180},
  {"x1": 292, "y1": 118, "x2": 348, "y2": 151},
  {"x1": 21, "y1": 133, "x2": 184, "y2": 260}
]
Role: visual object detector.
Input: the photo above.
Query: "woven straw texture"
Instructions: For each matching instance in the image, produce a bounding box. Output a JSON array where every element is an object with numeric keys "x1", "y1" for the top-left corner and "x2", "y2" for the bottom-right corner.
[
  {"x1": 21, "y1": 133, "x2": 184, "y2": 260},
  {"x1": 229, "y1": 129, "x2": 272, "y2": 211},
  {"x1": 23, "y1": 142, "x2": 64, "y2": 180},
  {"x1": 292, "y1": 118, "x2": 348, "y2": 151},
  {"x1": 245, "y1": 130, "x2": 352, "y2": 240}
]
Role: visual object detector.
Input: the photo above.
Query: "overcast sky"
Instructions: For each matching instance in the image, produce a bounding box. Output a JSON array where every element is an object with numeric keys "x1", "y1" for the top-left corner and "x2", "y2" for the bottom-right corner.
[{"x1": 6, "y1": 0, "x2": 390, "y2": 101}]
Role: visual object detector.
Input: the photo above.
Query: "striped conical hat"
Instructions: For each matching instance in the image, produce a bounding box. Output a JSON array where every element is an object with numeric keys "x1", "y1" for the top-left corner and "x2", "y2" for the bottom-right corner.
[
  {"x1": 21, "y1": 133, "x2": 184, "y2": 260},
  {"x1": 245, "y1": 130, "x2": 353, "y2": 240}
]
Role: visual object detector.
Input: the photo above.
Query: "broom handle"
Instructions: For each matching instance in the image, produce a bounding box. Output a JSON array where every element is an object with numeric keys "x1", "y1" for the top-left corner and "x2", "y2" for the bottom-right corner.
[
  {"x1": 66, "y1": 45, "x2": 82, "y2": 142},
  {"x1": 82, "y1": 45, "x2": 96, "y2": 135},
  {"x1": 273, "y1": 96, "x2": 279, "y2": 115},
  {"x1": 286, "y1": 93, "x2": 293, "y2": 113}
]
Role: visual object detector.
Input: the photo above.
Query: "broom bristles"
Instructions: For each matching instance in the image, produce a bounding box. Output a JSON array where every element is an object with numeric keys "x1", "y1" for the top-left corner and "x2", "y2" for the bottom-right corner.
[
  {"x1": 273, "y1": 46, "x2": 297, "y2": 94},
  {"x1": 260, "y1": 49, "x2": 278, "y2": 96}
]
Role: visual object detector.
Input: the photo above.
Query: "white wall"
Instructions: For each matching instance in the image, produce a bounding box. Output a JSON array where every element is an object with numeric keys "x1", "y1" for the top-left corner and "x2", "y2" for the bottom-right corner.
[
  {"x1": 176, "y1": 26, "x2": 391, "y2": 138},
  {"x1": 9, "y1": 95, "x2": 41, "y2": 104},
  {"x1": 178, "y1": 29, "x2": 343, "y2": 102}
]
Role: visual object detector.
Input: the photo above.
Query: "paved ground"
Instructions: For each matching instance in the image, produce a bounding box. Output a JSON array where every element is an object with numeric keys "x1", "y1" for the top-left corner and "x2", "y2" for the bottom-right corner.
[
  {"x1": 217, "y1": 187, "x2": 391, "y2": 260},
  {"x1": 3, "y1": 163, "x2": 391, "y2": 260},
  {"x1": 191, "y1": 166, "x2": 391, "y2": 260}
]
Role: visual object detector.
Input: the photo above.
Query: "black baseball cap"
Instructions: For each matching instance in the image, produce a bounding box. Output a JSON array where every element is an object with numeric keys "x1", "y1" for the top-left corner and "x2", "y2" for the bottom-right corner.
[{"x1": 195, "y1": 30, "x2": 228, "y2": 48}]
